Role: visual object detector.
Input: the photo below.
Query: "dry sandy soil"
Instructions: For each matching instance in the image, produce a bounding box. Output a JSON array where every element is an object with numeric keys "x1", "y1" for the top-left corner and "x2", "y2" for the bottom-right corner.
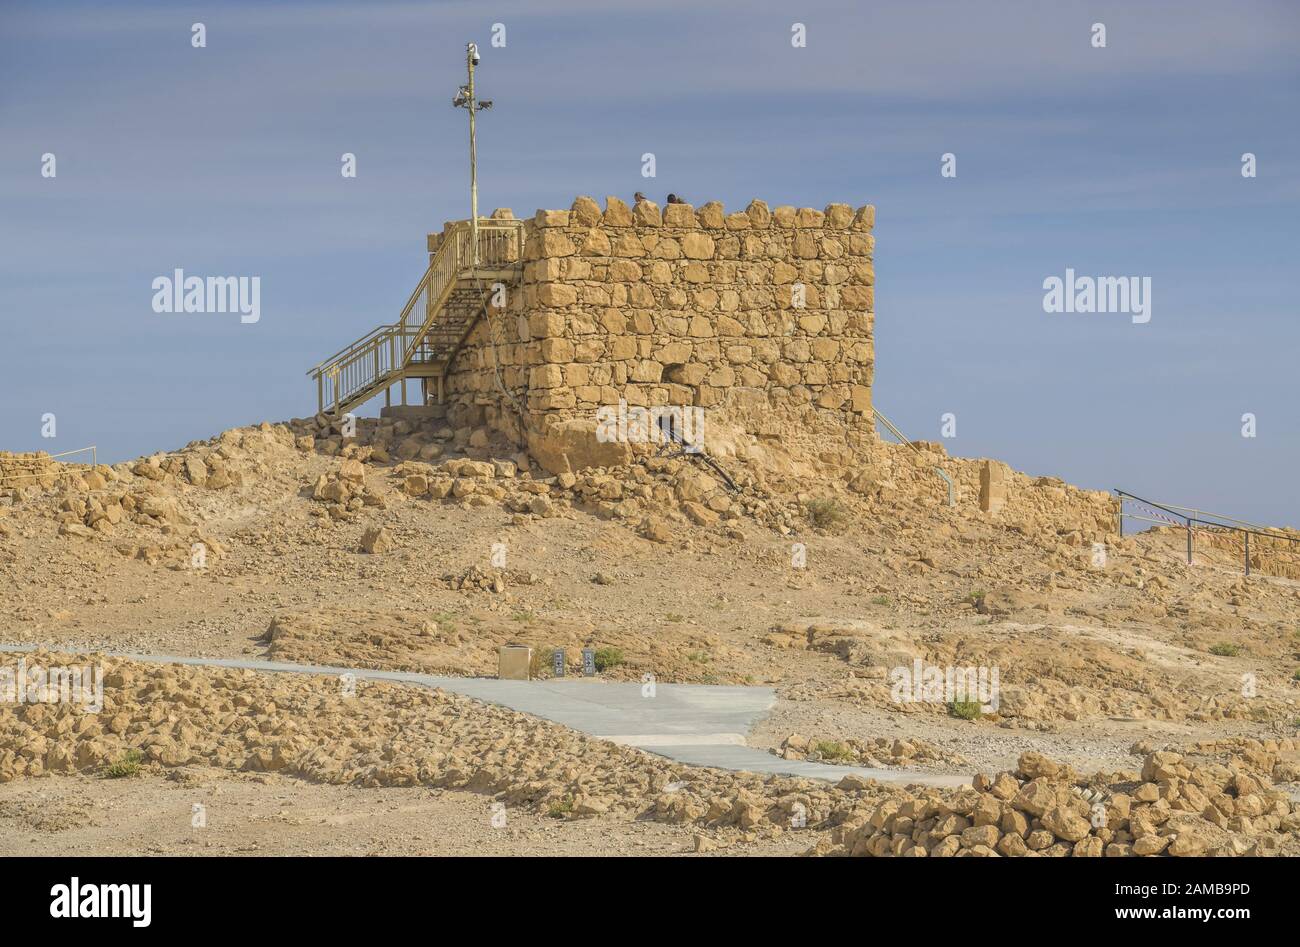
[
  {"x1": 1, "y1": 408, "x2": 1298, "y2": 856},
  {"x1": 0, "y1": 772, "x2": 809, "y2": 857}
]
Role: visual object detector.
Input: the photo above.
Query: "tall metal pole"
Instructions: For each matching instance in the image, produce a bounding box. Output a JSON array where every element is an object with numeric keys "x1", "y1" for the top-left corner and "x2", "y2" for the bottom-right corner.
[
  {"x1": 455, "y1": 43, "x2": 492, "y2": 268},
  {"x1": 467, "y1": 43, "x2": 478, "y2": 269}
]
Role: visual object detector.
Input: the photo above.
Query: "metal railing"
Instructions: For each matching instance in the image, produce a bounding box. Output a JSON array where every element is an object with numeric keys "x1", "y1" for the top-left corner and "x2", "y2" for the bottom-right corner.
[
  {"x1": 873, "y1": 407, "x2": 955, "y2": 506},
  {"x1": 0, "y1": 445, "x2": 99, "y2": 486},
  {"x1": 306, "y1": 219, "x2": 523, "y2": 414},
  {"x1": 1116, "y1": 489, "x2": 1300, "y2": 576}
]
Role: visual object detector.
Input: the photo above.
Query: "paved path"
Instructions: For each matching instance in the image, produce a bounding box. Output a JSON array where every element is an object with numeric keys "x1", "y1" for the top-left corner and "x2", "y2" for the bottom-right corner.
[{"x1": 0, "y1": 644, "x2": 970, "y2": 788}]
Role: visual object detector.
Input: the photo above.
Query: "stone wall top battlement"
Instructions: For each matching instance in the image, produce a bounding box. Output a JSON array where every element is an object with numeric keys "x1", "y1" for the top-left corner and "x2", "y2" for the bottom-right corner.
[{"x1": 528, "y1": 196, "x2": 875, "y2": 233}]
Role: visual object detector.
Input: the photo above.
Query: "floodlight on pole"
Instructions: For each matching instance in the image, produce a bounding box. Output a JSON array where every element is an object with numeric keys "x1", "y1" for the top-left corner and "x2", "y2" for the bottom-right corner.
[{"x1": 453, "y1": 42, "x2": 492, "y2": 268}]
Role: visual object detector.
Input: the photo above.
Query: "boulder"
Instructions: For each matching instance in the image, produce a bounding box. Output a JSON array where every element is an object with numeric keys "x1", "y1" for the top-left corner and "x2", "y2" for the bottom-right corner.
[
  {"x1": 528, "y1": 419, "x2": 632, "y2": 476},
  {"x1": 360, "y1": 526, "x2": 391, "y2": 554}
]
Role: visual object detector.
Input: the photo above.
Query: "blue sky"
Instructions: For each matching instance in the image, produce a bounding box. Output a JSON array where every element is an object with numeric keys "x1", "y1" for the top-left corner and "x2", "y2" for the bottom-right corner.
[{"x1": 2, "y1": 0, "x2": 1297, "y2": 525}]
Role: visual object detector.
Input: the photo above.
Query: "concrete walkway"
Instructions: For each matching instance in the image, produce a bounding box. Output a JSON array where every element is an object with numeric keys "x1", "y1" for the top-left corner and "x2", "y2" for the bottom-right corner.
[{"x1": 0, "y1": 644, "x2": 970, "y2": 788}]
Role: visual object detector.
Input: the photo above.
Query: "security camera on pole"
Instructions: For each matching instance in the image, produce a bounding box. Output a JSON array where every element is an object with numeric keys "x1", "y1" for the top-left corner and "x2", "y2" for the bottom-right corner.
[{"x1": 453, "y1": 42, "x2": 493, "y2": 270}]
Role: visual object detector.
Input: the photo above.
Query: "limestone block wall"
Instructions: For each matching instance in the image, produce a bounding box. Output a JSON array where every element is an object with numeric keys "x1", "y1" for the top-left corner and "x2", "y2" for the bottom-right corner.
[
  {"x1": 441, "y1": 275, "x2": 531, "y2": 442},
  {"x1": 438, "y1": 195, "x2": 877, "y2": 457},
  {"x1": 0, "y1": 451, "x2": 62, "y2": 494}
]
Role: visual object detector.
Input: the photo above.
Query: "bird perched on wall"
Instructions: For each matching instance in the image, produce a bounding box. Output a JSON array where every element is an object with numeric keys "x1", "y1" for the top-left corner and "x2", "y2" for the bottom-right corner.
[
  {"x1": 666, "y1": 193, "x2": 684, "y2": 204},
  {"x1": 634, "y1": 191, "x2": 647, "y2": 203}
]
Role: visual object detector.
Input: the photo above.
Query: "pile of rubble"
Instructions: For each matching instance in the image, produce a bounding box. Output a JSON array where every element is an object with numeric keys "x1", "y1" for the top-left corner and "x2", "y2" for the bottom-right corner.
[
  {"x1": 1, "y1": 651, "x2": 1295, "y2": 857},
  {"x1": 17, "y1": 402, "x2": 1128, "y2": 570},
  {"x1": 0, "y1": 651, "x2": 883, "y2": 839},
  {"x1": 826, "y1": 748, "x2": 1300, "y2": 857},
  {"x1": 777, "y1": 733, "x2": 966, "y2": 768},
  {"x1": 6, "y1": 427, "x2": 270, "y2": 538}
]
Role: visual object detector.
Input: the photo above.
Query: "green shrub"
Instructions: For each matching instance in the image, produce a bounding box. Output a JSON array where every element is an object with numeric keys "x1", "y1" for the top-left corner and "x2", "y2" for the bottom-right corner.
[
  {"x1": 871, "y1": 595, "x2": 890, "y2": 606},
  {"x1": 593, "y1": 647, "x2": 624, "y2": 671},
  {"x1": 102, "y1": 749, "x2": 144, "y2": 779},
  {"x1": 948, "y1": 700, "x2": 983, "y2": 721},
  {"x1": 529, "y1": 646, "x2": 557, "y2": 679},
  {"x1": 1209, "y1": 642, "x2": 1242, "y2": 657},
  {"x1": 814, "y1": 740, "x2": 853, "y2": 762},
  {"x1": 547, "y1": 796, "x2": 574, "y2": 819},
  {"x1": 806, "y1": 497, "x2": 850, "y2": 533}
]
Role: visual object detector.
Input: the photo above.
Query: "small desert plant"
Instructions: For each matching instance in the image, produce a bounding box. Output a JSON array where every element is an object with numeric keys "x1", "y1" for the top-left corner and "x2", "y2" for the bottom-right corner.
[
  {"x1": 948, "y1": 700, "x2": 983, "y2": 721},
  {"x1": 102, "y1": 749, "x2": 144, "y2": 779},
  {"x1": 806, "y1": 497, "x2": 850, "y2": 533},
  {"x1": 547, "y1": 796, "x2": 574, "y2": 819},
  {"x1": 871, "y1": 595, "x2": 890, "y2": 606},
  {"x1": 1209, "y1": 642, "x2": 1242, "y2": 657},
  {"x1": 814, "y1": 740, "x2": 853, "y2": 762},
  {"x1": 593, "y1": 647, "x2": 625, "y2": 671},
  {"x1": 529, "y1": 646, "x2": 556, "y2": 679},
  {"x1": 1292, "y1": 668, "x2": 1300, "y2": 682},
  {"x1": 967, "y1": 590, "x2": 987, "y2": 608}
]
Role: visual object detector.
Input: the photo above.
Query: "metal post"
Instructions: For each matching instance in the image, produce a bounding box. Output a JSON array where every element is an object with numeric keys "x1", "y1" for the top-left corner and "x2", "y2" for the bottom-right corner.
[
  {"x1": 467, "y1": 44, "x2": 478, "y2": 270},
  {"x1": 454, "y1": 42, "x2": 492, "y2": 271}
]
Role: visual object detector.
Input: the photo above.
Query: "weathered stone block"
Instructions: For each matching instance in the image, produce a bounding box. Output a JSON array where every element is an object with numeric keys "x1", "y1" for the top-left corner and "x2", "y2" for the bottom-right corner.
[
  {"x1": 570, "y1": 195, "x2": 602, "y2": 226},
  {"x1": 680, "y1": 233, "x2": 716, "y2": 260},
  {"x1": 632, "y1": 200, "x2": 662, "y2": 227},
  {"x1": 534, "y1": 209, "x2": 570, "y2": 228},
  {"x1": 663, "y1": 203, "x2": 697, "y2": 228},
  {"x1": 980, "y1": 460, "x2": 1009, "y2": 514},
  {"x1": 536, "y1": 283, "x2": 577, "y2": 306},
  {"x1": 498, "y1": 646, "x2": 532, "y2": 680},
  {"x1": 603, "y1": 196, "x2": 633, "y2": 226},
  {"x1": 696, "y1": 201, "x2": 726, "y2": 229}
]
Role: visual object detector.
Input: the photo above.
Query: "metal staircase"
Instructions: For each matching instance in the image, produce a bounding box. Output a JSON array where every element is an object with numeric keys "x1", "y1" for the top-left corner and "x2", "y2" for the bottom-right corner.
[{"x1": 307, "y1": 219, "x2": 524, "y2": 417}]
